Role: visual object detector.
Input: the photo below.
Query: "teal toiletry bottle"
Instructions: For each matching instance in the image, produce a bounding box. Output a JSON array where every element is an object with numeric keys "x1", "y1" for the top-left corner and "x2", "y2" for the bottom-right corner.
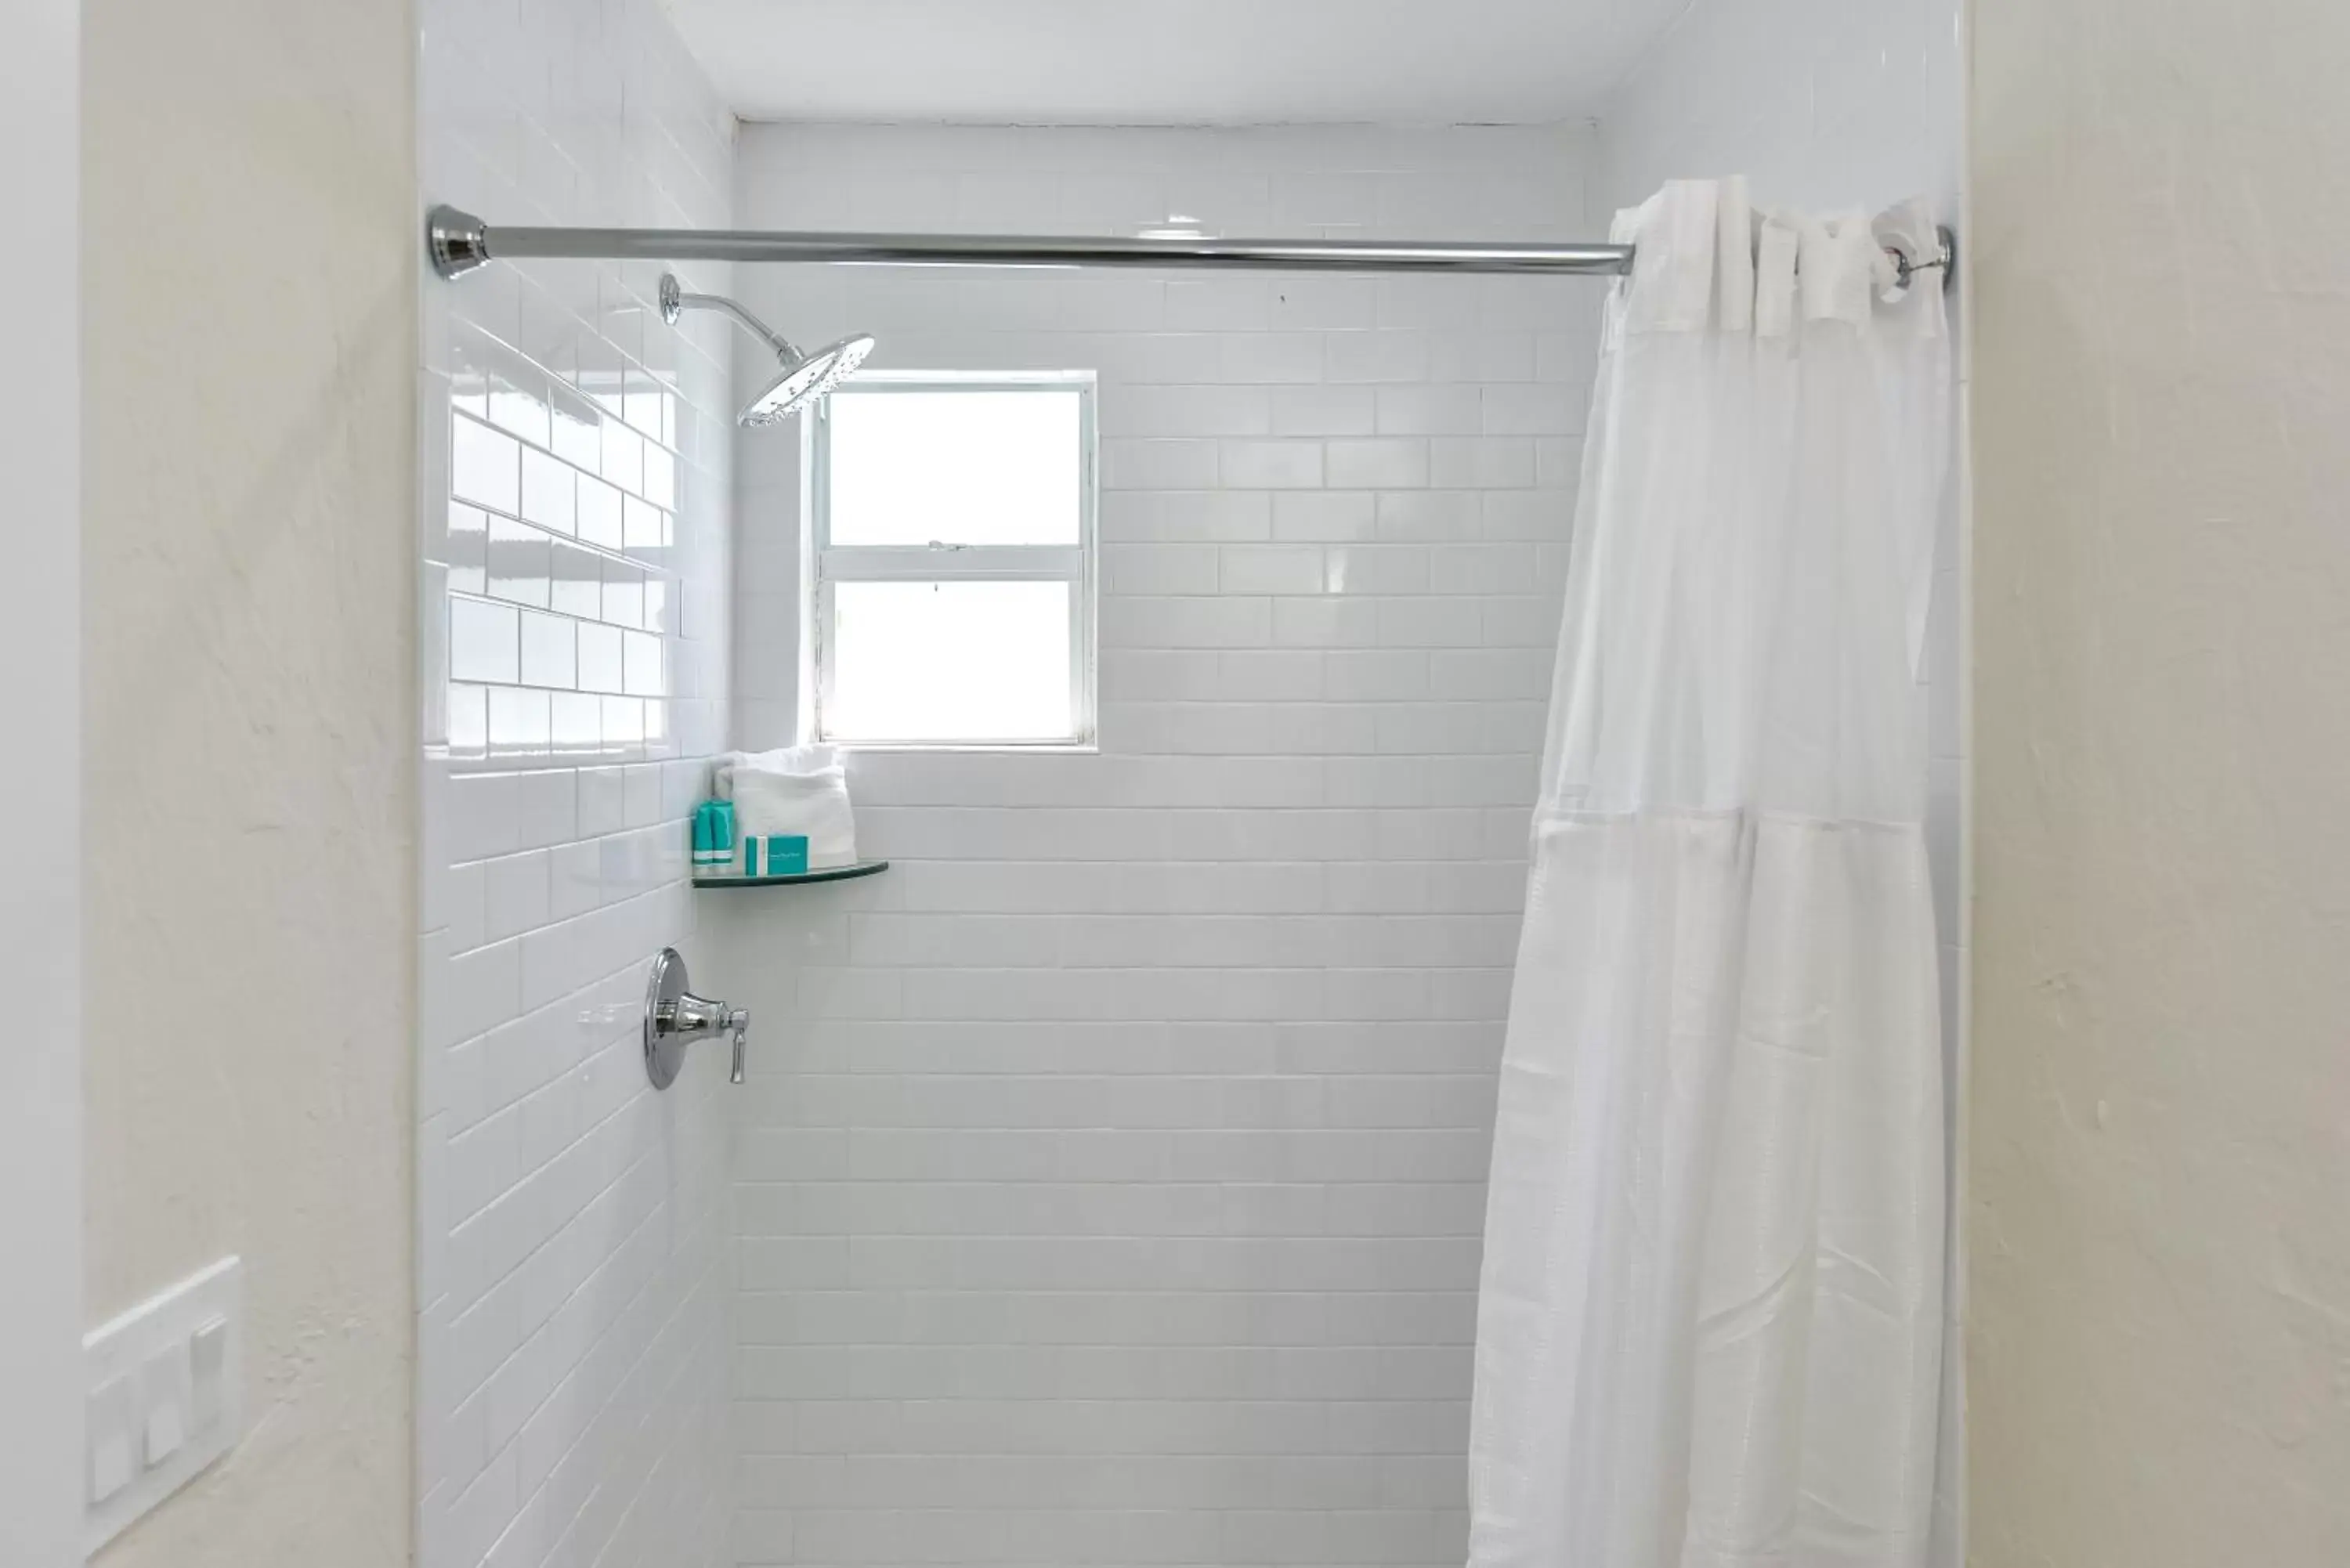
[{"x1": 713, "y1": 800, "x2": 738, "y2": 873}]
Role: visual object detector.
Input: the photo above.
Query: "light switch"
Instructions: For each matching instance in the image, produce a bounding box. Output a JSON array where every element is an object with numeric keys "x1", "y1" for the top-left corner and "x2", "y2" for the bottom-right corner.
[
  {"x1": 189, "y1": 1317, "x2": 229, "y2": 1433},
  {"x1": 83, "y1": 1255, "x2": 242, "y2": 1553},
  {"x1": 140, "y1": 1343, "x2": 188, "y2": 1468},
  {"x1": 87, "y1": 1376, "x2": 133, "y2": 1504}
]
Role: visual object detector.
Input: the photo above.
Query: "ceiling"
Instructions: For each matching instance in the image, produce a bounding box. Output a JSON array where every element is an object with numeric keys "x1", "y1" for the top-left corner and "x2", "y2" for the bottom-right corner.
[{"x1": 660, "y1": 0, "x2": 1689, "y2": 126}]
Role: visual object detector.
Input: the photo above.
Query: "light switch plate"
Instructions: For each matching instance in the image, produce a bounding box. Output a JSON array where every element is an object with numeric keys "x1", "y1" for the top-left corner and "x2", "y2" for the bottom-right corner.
[{"x1": 83, "y1": 1256, "x2": 242, "y2": 1552}]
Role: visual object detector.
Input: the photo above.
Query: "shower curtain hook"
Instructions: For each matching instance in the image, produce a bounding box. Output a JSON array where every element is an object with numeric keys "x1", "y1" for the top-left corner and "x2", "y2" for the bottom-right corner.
[{"x1": 1886, "y1": 225, "x2": 1959, "y2": 294}]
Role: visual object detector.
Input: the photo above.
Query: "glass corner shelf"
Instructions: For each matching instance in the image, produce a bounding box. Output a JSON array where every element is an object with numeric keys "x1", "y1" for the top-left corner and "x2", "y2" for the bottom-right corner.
[{"x1": 692, "y1": 858, "x2": 890, "y2": 890}]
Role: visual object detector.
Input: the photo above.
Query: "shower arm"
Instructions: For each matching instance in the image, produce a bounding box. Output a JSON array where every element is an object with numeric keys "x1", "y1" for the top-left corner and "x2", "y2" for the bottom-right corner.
[{"x1": 658, "y1": 274, "x2": 802, "y2": 361}]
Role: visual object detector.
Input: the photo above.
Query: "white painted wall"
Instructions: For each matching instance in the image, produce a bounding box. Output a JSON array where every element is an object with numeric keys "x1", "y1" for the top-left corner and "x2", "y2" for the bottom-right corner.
[
  {"x1": 79, "y1": 2, "x2": 417, "y2": 1563},
  {"x1": 663, "y1": 0, "x2": 1687, "y2": 125},
  {"x1": 1, "y1": 2, "x2": 81, "y2": 1565},
  {"x1": 1594, "y1": 6, "x2": 1967, "y2": 1562},
  {"x1": 1969, "y1": 3, "x2": 2350, "y2": 1562},
  {"x1": 715, "y1": 121, "x2": 1598, "y2": 1568},
  {"x1": 1601, "y1": 0, "x2": 1964, "y2": 227},
  {"x1": 414, "y1": 2, "x2": 739, "y2": 1566}
]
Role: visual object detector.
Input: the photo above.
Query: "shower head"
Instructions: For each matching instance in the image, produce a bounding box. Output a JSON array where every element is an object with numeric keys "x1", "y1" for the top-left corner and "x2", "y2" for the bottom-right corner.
[
  {"x1": 658, "y1": 273, "x2": 873, "y2": 427},
  {"x1": 738, "y1": 331, "x2": 876, "y2": 428}
]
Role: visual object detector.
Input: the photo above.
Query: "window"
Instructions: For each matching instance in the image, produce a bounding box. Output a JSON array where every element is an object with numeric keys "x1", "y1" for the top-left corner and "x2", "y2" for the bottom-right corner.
[{"x1": 809, "y1": 373, "x2": 1097, "y2": 747}]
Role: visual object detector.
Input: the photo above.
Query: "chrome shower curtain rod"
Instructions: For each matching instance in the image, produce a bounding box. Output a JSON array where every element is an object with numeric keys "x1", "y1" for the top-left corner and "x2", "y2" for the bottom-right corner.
[
  {"x1": 426, "y1": 205, "x2": 1631, "y2": 279},
  {"x1": 425, "y1": 204, "x2": 1954, "y2": 288}
]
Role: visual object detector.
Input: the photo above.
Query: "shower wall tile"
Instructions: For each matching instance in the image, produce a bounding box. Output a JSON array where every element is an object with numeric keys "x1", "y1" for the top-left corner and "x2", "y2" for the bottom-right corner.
[
  {"x1": 416, "y1": 3, "x2": 736, "y2": 1568},
  {"x1": 720, "y1": 122, "x2": 1600, "y2": 1568}
]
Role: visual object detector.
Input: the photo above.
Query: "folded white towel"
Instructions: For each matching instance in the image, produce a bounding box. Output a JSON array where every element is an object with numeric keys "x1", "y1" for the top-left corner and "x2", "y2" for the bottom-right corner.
[{"x1": 715, "y1": 745, "x2": 858, "y2": 867}]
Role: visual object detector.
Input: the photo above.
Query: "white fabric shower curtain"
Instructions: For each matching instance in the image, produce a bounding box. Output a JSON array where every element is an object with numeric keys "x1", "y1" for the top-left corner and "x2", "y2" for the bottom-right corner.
[{"x1": 1466, "y1": 179, "x2": 1951, "y2": 1568}]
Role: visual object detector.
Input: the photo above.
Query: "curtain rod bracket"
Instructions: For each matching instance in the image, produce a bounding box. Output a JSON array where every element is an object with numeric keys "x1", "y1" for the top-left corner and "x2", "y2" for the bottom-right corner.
[
  {"x1": 428, "y1": 205, "x2": 493, "y2": 278},
  {"x1": 1888, "y1": 225, "x2": 1958, "y2": 294}
]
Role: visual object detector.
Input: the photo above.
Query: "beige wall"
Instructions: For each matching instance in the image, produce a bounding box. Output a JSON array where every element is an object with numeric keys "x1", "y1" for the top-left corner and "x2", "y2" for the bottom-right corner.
[
  {"x1": 82, "y1": 2, "x2": 418, "y2": 1563},
  {"x1": 1969, "y1": 2, "x2": 2350, "y2": 1563}
]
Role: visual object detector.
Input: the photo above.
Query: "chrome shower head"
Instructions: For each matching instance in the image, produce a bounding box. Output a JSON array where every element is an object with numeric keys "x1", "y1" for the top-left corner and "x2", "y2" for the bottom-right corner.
[
  {"x1": 738, "y1": 331, "x2": 876, "y2": 427},
  {"x1": 658, "y1": 273, "x2": 873, "y2": 427}
]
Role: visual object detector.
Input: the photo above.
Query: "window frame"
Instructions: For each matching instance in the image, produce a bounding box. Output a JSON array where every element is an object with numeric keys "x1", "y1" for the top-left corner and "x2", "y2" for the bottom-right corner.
[{"x1": 806, "y1": 369, "x2": 1099, "y2": 751}]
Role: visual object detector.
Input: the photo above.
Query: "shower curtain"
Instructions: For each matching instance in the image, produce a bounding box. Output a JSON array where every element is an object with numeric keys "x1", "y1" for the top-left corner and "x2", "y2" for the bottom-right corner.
[{"x1": 1466, "y1": 179, "x2": 1951, "y2": 1568}]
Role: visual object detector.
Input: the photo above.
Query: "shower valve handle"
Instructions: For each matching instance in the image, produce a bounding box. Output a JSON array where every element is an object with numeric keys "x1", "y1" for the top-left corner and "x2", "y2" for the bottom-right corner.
[{"x1": 642, "y1": 948, "x2": 749, "y2": 1089}]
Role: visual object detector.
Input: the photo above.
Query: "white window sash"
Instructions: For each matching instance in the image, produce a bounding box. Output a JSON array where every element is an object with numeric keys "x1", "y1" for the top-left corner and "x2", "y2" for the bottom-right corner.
[
  {"x1": 808, "y1": 374, "x2": 1098, "y2": 749},
  {"x1": 818, "y1": 544, "x2": 1083, "y2": 582}
]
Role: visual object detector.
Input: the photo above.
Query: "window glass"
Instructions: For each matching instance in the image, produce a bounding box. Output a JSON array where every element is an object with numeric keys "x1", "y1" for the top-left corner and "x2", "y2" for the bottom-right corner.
[
  {"x1": 827, "y1": 390, "x2": 1083, "y2": 547},
  {"x1": 827, "y1": 580, "x2": 1073, "y2": 743}
]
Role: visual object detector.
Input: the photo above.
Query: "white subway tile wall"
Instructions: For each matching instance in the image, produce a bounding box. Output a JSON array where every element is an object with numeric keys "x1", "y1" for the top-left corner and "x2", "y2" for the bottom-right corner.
[
  {"x1": 715, "y1": 124, "x2": 1600, "y2": 1568},
  {"x1": 417, "y1": 3, "x2": 737, "y2": 1567}
]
